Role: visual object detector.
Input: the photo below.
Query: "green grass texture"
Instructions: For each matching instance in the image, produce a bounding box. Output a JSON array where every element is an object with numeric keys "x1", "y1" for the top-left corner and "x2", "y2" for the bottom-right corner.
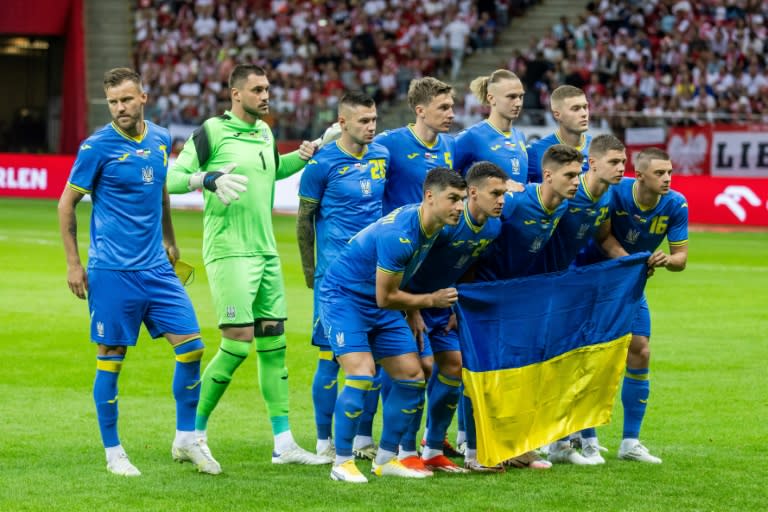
[{"x1": 0, "y1": 198, "x2": 766, "y2": 511}]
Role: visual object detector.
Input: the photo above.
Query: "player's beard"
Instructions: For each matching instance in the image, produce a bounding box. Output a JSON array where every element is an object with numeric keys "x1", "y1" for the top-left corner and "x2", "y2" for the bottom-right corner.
[
  {"x1": 244, "y1": 103, "x2": 268, "y2": 120},
  {"x1": 113, "y1": 110, "x2": 143, "y2": 136}
]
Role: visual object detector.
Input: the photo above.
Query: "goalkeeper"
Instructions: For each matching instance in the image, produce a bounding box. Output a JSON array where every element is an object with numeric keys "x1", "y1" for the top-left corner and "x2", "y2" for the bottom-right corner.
[{"x1": 167, "y1": 64, "x2": 339, "y2": 472}]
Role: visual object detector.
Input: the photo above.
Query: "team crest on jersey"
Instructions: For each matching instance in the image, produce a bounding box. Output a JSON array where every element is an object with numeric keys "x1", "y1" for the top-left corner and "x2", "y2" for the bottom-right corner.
[
  {"x1": 455, "y1": 254, "x2": 471, "y2": 269},
  {"x1": 136, "y1": 149, "x2": 151, "y2": 159},
  {"x1": 141, "y1": 166, "x2": 154, "y2": 184},
  {"x1": 625, "y1": 229, "x2": 640, "y2": 245},
  {"x1": 259, "y1": 127, "x2": 271, "y2": 142},
  {"x1": 335, "y1": 331, "x2": 345, "y2": 348},
  {"x1": 510, "y1": 157, "x2": 520, "y2": 175},
  {"x1": 96, "y1": 321, "x2": 105, "y2": 338},
  {"x1": 424, "y1": 152, "x2": 438, "y2": 160},
  {"x1": 577, "y1": 223, "x2": 590, "y2": 239},
  {"x1": 359, "y1": 178, "x2": 372, "y2": 196},
  {"x1": 225, "y1": 305, "x2": 236, "y2": 319}
]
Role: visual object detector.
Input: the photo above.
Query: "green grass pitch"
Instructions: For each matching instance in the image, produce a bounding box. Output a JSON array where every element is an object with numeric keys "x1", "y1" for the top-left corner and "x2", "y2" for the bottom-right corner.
[{"x1": 0, "y1": 198, "x2": 766, "y2": 511}]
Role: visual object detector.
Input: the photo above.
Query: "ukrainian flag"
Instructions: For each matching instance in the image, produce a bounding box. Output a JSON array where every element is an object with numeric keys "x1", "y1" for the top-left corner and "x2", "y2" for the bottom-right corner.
[{"x1": 457, "y1": 253, "x2": 649, "y2": 467}]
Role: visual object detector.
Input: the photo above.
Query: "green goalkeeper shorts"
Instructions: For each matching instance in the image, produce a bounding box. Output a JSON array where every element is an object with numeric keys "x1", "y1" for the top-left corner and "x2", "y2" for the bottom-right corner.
[{"x1": 206, "y1": 255, "x2": 287, "y2": 327}]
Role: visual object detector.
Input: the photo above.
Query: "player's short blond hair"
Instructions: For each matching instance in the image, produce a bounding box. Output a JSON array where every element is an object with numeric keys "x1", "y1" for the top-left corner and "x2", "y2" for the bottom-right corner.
[
  {"x1": 549, "y1": 85, "x2": 585, "y2": 110},
  {"x1": 407, "y1": 77, "x2": 454, "y2": 111},
  {"x1": 635, "y1": 147, "x2": 670, "y2": 173}
]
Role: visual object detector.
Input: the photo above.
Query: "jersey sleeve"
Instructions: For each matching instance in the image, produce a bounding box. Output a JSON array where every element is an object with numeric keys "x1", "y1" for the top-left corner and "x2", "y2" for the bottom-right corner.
[
  {"x1": 166, "y1": 130, "x2": 203, "y2": 193},
  {"x1": 67, "y1": 138, "x2": 104, "y2": 194},
  {"x1": 298, "y1": 158, "x2": 327, "y2": 203},
  {"x1": 453, "y1": 130, "x2": 472, "y2": 176},
  {"x1": 667, "y1": 196, "x2": 689, "y2": 246},
  {"x1": 526, "y1": 142, "x2": 542, "y2": 183},
  {"x1": 376, "y1": 228, "x2": 414, "y2": 275}
]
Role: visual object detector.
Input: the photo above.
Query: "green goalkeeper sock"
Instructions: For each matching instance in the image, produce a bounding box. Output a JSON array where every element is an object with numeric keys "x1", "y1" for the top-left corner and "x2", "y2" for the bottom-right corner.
[
  {"x1": 255, "y1": 335, "x2": 290, "y2": 435},
  {"x1": 195, "y1": 337, "x2": 251, "y2": 431}
]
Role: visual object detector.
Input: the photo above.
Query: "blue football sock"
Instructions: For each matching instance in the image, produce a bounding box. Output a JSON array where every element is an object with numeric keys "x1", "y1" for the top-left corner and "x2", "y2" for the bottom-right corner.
[
  {"x1": 426, "y1": 372, "x2": 462, "y2": 449},
  {"x1": 400, "y1": 399, "x2": 425, "y2": 453},
  {"x1": 462, "y1": 394, "x2": 477, "y2": 450},
  {"x1": 622, "y1": 367, "x2": 650, "y2": 439},
  {"x1": 358, "y1": 367, "x2": 381, "y2": 438},
  {"x1": 334, "y1": 376, "x2": 373, "y2": 457},
  {"x1": 94, "y1": 354, "x2": 124, "y2": 448},
  {"x1": 379, "y1": 379, "x2": 426, "y2": 454},
  {"x1": 173, "y1": 337, "x2": 204, "y2": 432},
  {"x1": 311, "y1": 351, "x2": 339, "y2": 440},
  {"x1": 379, "y1": 369, "x2": 393, "y2": 403},
  {"x1": 457, "y1": 383, "x2": 465, "y2": 432}
]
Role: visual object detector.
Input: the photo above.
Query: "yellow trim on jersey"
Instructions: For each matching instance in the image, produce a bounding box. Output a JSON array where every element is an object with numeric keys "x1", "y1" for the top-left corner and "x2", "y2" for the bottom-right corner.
[
  {"x1": 336, "y1": 140, "x2": 368, "y2": 159},
  {"x1": 536, "y1": 185, "x2": 556, "y2": 215},
  {"x1": 298, "y1": 195, "x2": 319, "y2": 203},
  {"x1": 110, "y1": 121, "x2": 148, "y2": 143},
  {"x1": 318, "y1": 350, "x2": 334, "y2": 361},
  {"x1": 463, "y1": 205, "x2": 483, "y2": 234},
  {"x1": 96, "y1": 360, "x2": 123, "y2": 373},
  {"x1": 632, "y1": 182, "x2": 660, "y2": 211},
  {"x1": 668, "y1": 239, "x2": 688, "y2": 247},
  {"x1": 176, "y1": 349, "x2": 204, "y2": 363},
  {"x1": 67, "y1": 182, "x2": 91, "y2": 195},
  {"x1": 579, "y1": 173, "x2": 596, "y2": 203},
  {"x1": 377, "y1": 266, "x2": 404, "y2": 275},
  {"x1": 407, "y1": 124, "x2": 438, "y2": 149},
  {"x1": 555, "y1": 130, "x2": 587, "y2": 151},
  {"x1": 485, "y1": 119, "x2": 511, "y2": 137}
]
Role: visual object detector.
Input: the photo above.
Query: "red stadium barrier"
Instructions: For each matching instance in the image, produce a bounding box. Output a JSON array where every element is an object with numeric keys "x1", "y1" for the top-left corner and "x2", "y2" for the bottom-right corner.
[
  {"x1": 667, "y1": 175, "x2": 768, "y2": 227},
  {"x1": 0, "y1": 153, "x2": 74, "y2": 199}
]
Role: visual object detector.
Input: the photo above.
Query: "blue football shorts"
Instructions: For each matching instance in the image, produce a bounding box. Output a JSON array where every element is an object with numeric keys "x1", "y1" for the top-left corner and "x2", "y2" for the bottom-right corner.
[
  {"x1": 421, "y1": 307, "x2": 458, "y2": 354},
  {"x1": 631, "y1": 294, "x2": 651, "y2": 338},
  {"x1": 87, "y1": 263, "x2": 199, "y2": 345}
]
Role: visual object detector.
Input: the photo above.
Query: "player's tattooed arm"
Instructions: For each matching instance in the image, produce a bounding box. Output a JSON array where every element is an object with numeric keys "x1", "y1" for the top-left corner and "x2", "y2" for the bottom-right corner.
[
  {"x1": 58, "y1": 186, "x2": 88, "y2": 299},
  {"x1": 296, "y1": 198, "x2": 319, "y2": 288}
]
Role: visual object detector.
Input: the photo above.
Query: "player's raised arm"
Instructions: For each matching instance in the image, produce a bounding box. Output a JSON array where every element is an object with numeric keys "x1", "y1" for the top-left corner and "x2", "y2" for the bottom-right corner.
[
  {"x1": 58, "y1": 186, "x2": 88, "y2": 299},
  {"x1": 296, "y1": 198, "x2": 319, "y2": 288}
]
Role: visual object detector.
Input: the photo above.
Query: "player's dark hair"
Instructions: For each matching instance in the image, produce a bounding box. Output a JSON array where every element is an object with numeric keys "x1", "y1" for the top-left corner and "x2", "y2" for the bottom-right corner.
[
  {"x1": 338, "y1": 90, "x2": 375, "y2": 111},
  {"x1": 469, "y1": 69, "x2": 520, "y2": 105},
  {"x1": 466, "y1": 161, "x2": 508, "y2": 187},
  {"x1": 103, "y1": 68, "x2": 142, "y2": 92},
  {"x1": 589, "y1": 134, "x2": 625, "y2": 158},
  {"x1": 635, "y1": 147, "x2": 671, "y2": 172},
  {"x1": 407, "y1": 77, "x2": 454, "y2": 111},
  {"x1": 229, "y1": 64, "x2": 267, "y2": 89},
  {"x1": 423, "y1": 167, "x2": 466, "y2": 194},
  {"x1": 550, "y1": 85, "x2": 585, "y2": 108},
  {"x1": 541, "y1": 144, "x2": 583, "y2": 171}
]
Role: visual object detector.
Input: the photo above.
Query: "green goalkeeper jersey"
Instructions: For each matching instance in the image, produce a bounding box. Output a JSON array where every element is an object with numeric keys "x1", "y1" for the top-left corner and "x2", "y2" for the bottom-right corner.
[{"x1": 168, "y1": 111, "x2": 306, "y2": 264}]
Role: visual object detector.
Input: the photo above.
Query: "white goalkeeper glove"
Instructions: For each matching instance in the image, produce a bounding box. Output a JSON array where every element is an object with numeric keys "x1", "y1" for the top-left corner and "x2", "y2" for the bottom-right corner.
[
  {"x1": 188, "y1": 163, "x2": 249, "y2": 206},
  {"x1": 312, "y1": 122, "x2": 342, "y2": 148}
]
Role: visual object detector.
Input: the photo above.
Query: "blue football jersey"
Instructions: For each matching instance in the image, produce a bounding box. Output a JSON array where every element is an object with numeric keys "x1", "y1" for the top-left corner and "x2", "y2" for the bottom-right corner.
[
  {"x1": 67, "y1": 121, "x2": 171, "y2": 270},
  {"x1": 320, "y1": 204, "x2": 439, "y2": 306},
  {"x1": 374, "y1": 125, "x2": 456, "y2": 215},
  {"x1": 476, "y1": 184, "x2": 568, "y2": 280},
  {"x1": 298, "y1": 141, "x2": 388, "y2": 278},
  {"x1": 527, "y1": 131, "x2": 592, "y2": 183},
  {"x1": 609, "y1": 178, "x2": 688, "y2": 253},
  {"x1": 530, "y1": 173, "x2": 612, "y2": 274},
  {"x1": 409, "y1": 207, "x2": 502, "y2": 293},
  {"x1": 454, "y1": 120, "x2": 528, "y2": 183}
]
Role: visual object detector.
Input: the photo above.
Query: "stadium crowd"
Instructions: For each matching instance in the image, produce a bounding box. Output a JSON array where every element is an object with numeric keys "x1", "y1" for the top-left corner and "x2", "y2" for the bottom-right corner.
[
  {"x1": 134, "y1": 0, "x2": 526, "y2": 141},
  {"x1": 505, "y1": 0, "x2": 768, "y2": 130},
  {"x1": 134, "y1": 0, "x2": 768, "y2": 142}
]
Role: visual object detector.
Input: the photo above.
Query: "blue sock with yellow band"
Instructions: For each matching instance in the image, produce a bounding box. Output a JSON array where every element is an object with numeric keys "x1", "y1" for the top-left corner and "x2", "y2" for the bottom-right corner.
[
  {"x1": 334, "y1": 375, "x2": 374, "y2": 458},
  {"x1": 94, "y1": 354, "x2": 124, "y2": 448},
  {"x1": 173, "y1": 337, "x2": 204, "y2": 432},
  {"x1": 312, "y1": 351, "x2": 339, "y2": 441},
  {"x1": 379, "y1": 379, "x2": 426, "y2": 454},
  {"x1": 358, "y1": 367, "x2": 382, "y2": 439},
  {"x1": 622, "y1": 367, "x2": 650, "y2": 439},
  {"x1": 426, "y1": 372, "x2": 462, "y2": 450}
]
